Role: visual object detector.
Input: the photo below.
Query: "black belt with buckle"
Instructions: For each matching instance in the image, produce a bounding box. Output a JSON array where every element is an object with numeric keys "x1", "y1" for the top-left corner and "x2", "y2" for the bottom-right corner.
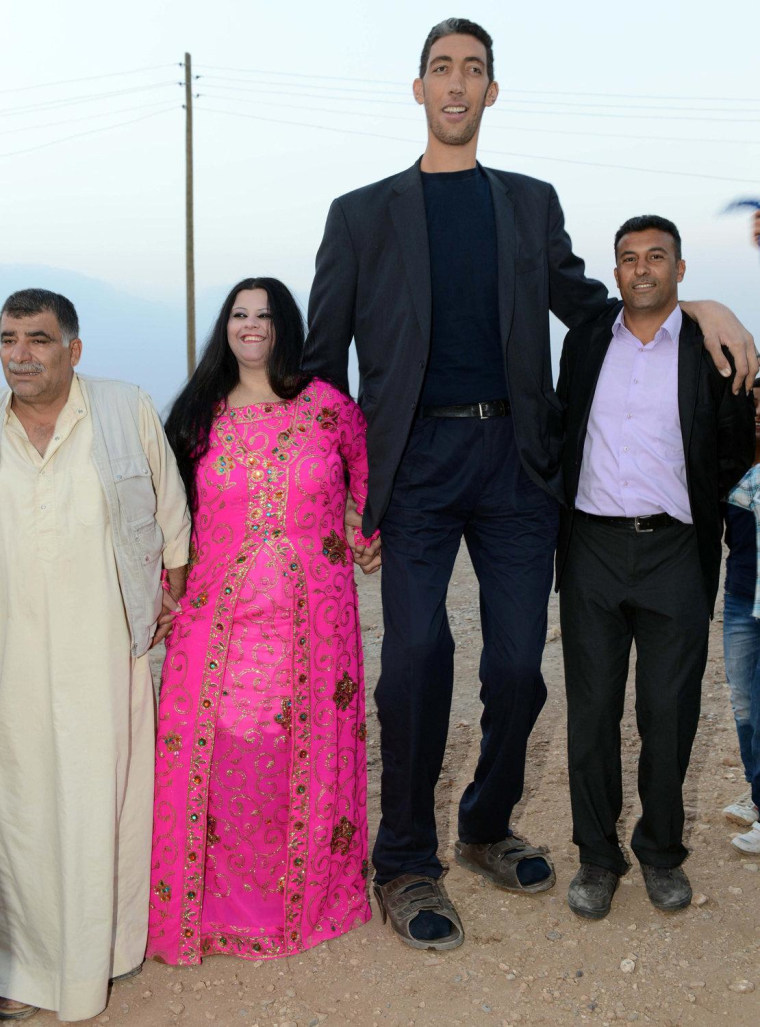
[
  {"x1": 420, "y1": 399, "x2": 511, "y2": 419},
  {"x1": 576, "y1": 510, "x2": 677, "y2": 533}
]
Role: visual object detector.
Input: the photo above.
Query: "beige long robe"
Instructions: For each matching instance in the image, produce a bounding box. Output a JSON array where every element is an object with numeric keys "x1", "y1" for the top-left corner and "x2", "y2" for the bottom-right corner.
[{"x1": 0, "y1": 376, "x2": 189, "y2": 1021}]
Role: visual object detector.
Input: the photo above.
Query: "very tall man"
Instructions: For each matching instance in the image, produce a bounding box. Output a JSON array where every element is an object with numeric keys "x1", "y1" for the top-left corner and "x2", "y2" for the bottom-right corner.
[{"x1": 304, "y1": 17, "x2": 755, "y2": 949}]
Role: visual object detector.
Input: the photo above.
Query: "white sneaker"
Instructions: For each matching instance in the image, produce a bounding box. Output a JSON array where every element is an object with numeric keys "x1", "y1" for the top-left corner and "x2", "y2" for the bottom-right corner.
[
  {"x1": 723, "y1": 790, "x2": 759, "y2": 826},
  {"x1": 732, "y1": 822, "x2": 760, "y2": 854}
]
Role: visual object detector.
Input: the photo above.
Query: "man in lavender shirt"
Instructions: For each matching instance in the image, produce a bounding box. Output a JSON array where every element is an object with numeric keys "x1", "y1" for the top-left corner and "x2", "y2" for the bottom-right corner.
[{"x1": 555, "y1": 215, "x2": 754, "y2": 920}]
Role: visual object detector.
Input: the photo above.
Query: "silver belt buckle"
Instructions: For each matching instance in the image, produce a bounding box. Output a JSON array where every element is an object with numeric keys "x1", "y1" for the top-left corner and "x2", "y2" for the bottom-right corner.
[
  {"x1": 478, "y1": 401, "x2": 488, "y2": 419},
  {"x1": 634, "y1": 516, "x2": 654, "y2": 533}
]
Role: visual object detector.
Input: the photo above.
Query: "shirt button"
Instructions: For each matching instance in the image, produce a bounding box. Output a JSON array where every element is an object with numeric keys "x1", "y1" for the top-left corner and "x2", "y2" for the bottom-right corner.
[
  {"x1": 40, "y1": 504, "x2": 46, "y2": 510},
  {"x1": 633, "y1": 378, "x2": 639, "y2": 384},
  {"x1": 623, "y1": 446, "x2": 629, "y2": 452},
  {"x1": 626, "y1": 413, "x2": 632, "y2": 420},
  {"x1": 622, "y1": 481, "x2": 629, "y2": 487}
]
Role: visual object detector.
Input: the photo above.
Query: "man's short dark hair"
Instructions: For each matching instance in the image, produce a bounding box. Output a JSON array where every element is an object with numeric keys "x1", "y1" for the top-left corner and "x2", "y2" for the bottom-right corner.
[
  {"x1": 614, "y1": 215, "x2": 682, "y2": 260},
  {"x1": 419, "y1": 18, "x2": 494, "y2": 82},
  {"x1": 1, "y1": 288, "x2": 79, "y2": 343}
]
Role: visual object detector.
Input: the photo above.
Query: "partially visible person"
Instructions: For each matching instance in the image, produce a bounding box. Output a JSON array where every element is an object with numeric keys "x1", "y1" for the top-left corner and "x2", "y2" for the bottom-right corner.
[
  {"x1": 556, "y1": 217, "x2": 754, "y2": 920},
  {"x1": 722, "y1": 212, "x2": 760, "y2": 853},
  {"x1": 721, "y1": 381, "x2": 760, "y2": 837},
  {"x1": 147, "y1": 278, "x2": 374, "y2": 965},
  {"x1": 0, "y1": 289, "x2": 189, "y2": 1022}
]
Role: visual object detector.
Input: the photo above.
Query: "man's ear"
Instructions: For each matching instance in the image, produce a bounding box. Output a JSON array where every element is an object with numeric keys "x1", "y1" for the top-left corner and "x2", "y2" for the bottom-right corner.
[
  {"x1": 69, "y1": 338, "x2": 82, "y2": 368},
  {"x1": 412, "y1": 78, "x2": 424, "y2": 105},
  {"x1": 676, "y1": 259, "x2": 686, "y2": 284},
  {"x1": 485, "y1": 80, "x2": 499, "y2": 107}
]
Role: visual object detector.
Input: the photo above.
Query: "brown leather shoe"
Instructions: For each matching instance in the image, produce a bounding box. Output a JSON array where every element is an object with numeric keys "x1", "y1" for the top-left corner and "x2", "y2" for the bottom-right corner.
[
  {"x1": 0, "y1": 998, "x2": 41, "y2": 1022},
  {"x1": 373, "y1": 872, "x2": 464, "y2": 951},
  {"x1": 455, "y1": 835, "x2": 556, "y2": 893}
]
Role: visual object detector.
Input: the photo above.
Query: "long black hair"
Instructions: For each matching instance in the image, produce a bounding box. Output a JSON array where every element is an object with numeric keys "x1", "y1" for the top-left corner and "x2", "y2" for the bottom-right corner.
[{"x1": 166, "y1": 277, "x2": 313, "y2": 516}]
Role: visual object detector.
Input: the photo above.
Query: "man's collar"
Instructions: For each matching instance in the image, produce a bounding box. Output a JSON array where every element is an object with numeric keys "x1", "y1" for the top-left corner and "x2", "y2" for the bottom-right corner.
[{"x1": 613, "y1": 304, "x2": 682, "y2": 346}]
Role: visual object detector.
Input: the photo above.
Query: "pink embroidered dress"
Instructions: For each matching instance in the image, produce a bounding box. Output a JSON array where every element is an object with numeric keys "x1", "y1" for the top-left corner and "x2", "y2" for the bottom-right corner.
[{"x1": 147, "y1": 380, "x2": 373, "y2": 964}]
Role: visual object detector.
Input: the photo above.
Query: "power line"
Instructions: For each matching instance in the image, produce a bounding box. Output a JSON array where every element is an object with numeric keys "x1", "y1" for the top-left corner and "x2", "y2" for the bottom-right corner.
[
  {"x1": 195, "y1": 65, "x2": 760, "y2": 104},
  {"x1": 0, "y1": 81, "x2": 178, "y2": 118},
  {"x1": 195, "y1": 106, "x2": 760, "y2": 185},
  {"x1": 0, "y1": 64, "x2": 175, "y2": 95},
  {"x1": 200, "y1": 76, "x2": 409, "y2": 100},
  {"x1": 204, "y1": 74, "x2": 760, "y2": 115},
  {"x1": 197, "y1": 79, "x2": 760, "y2": 123},
  {"x1": 196, "y1": 93, "x2": 756, "y2": 146},
  {"x1": 0, "y1": 106, "x2": 178, "y2": 159},
  {"x1": 0, "y1": 99, "x2": 182, "y2": 137},
  {"x1": 195, "y1": 64, "x2": 407, "y2": 87}
]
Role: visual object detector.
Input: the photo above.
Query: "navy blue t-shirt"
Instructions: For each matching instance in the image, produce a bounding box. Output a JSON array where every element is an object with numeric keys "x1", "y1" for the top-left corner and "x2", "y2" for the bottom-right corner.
[
  {"x1": 725, "y1": 503, "x2": 756, "y2": 600},
  {"x1": 420, "y1": 165, "x2": 507, "y2": 406}
]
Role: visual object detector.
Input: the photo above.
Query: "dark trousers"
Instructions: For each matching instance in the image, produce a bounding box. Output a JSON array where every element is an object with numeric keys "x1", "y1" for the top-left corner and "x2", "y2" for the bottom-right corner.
[
  {"x1": 559, "y1": 515, "x2": 710, "y2": 876},
  {"x1": 371, "y1": 415, "x2": 559, "y2": 883}
]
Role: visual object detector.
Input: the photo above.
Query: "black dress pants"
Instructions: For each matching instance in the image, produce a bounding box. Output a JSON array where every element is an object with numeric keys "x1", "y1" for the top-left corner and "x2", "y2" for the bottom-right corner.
[
  {"x1": 560, "y1": 515, "x2": 709, "y2": 876},
  {"x1": 371, "y1": 415, "x2": 559, "y2": 883}
]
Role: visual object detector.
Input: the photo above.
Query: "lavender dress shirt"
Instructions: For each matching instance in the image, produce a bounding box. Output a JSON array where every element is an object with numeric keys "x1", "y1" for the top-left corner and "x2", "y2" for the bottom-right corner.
[{"x1": 575, "y1": 305, "x2": 692, "y2": 523}]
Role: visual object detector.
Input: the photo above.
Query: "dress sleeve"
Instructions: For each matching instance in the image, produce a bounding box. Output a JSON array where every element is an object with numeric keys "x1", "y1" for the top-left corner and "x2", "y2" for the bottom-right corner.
[
  {"x1": 137, "y1": 389, "x2": 192, "y2": 569},
  {"x1": 333, "y1": 388, "x2": 379, "y2": 547}
]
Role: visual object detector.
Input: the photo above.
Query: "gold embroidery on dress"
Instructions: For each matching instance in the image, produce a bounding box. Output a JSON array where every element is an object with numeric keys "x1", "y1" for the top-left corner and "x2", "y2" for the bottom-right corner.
[
  {"x1": 330, "y1": 816, "x2": 356, "y2": 855},
  {"x1": 321, "y1": 529, "x2": 348, "y2": 566},
  {"x1": 333, "y1": 671, "x2": 358, "y2": 711}
]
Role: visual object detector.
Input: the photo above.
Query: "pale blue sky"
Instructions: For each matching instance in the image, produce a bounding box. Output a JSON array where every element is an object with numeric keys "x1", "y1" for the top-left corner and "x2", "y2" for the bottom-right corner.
[{"x1": 2, "y1": 1, "x2": 758, "y2": 400}]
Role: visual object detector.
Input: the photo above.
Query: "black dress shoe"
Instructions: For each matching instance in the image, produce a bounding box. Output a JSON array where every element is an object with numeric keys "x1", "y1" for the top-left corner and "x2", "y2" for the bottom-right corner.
[
  {"x1": 640, "y1": 864, "x2": 692, "y2": 911},
  {"x1": 567, "y1": 863, "x2": 619, "y2": 920}
]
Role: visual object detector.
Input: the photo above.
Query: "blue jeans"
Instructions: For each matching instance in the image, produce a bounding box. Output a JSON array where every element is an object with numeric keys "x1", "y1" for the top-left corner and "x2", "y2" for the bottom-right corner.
[{"x1": 723, "y1": 591, "x2": 760, "y2": 809}]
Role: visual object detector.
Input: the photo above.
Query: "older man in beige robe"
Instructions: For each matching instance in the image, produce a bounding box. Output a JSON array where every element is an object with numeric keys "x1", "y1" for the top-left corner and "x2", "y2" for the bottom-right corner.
[{"x1": 0, "y1": 289, "x2": 190, "y2": 1022}]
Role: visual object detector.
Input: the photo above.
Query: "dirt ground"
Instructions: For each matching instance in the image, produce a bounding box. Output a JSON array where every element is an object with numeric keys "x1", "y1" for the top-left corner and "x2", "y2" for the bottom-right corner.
[{"x1": 29, "y1": 548, "x2": 760, "y2": 1026}]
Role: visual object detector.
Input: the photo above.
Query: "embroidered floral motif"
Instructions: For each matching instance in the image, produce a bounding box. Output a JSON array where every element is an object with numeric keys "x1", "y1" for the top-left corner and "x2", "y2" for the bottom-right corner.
[
  {"x1": 190, "y1": 591, "x2": 209, "y2": 609},
  {"x1": 154, "y1": 879, "x2": 172, "y2": 902},
  {"x1": 206, "y1": 816, "x2": 220, "y2": 847},
  {"x1": 316, "y1": 405, "x2": 339, "y2": 431},
  {"x1": 357, "y1": 721, "x2": 367, "y2": 742},
  {"x1": 188, "y1": 541, "x2": 198, "y2": 570},
  {"x1": 322, "y1": 529, "x2": 348, "y2": 566},
  {"x1": 276, "y1": 429, "x2": 296, "y2": 450},
  {"x1": 330, "y1": 816, "x2": 356, "y2": 855},
  {"x1": 212, "y1": 454, "x2": 234, "y2": 476},
  {"x1": 274, "y1": 698, "x2": 292, "y2": 732},
  {"x1": 164, "y1": 733, "x2": 182, "y2": 753},
  {"x1": 333, "y1": 671, "x2": 358, "y2": 711}
]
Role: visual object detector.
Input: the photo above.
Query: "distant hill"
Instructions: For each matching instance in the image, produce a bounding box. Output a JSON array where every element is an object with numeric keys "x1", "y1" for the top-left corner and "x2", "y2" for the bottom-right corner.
[
  {"x1": 0, "y1": 265, "x2": 199, "y2": 413},
  {"x1": 0, "y1": 265, "x2": 356, "y2": 409}
]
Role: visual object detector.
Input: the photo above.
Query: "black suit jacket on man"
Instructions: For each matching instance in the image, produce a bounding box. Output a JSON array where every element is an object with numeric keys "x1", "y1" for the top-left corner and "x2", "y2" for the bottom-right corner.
[
  {"x1": 304, "y1": 160, "x2": 613, "y2": 535},
  {"x1": 555, "y1": 305, "x2": 754, "y2": 610}
]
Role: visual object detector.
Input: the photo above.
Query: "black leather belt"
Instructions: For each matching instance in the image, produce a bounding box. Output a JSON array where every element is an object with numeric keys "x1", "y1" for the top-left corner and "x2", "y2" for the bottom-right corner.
[
  {"x1": 576, "y1": 510, "x2": 678, "y2": 533},
  {"x1": 420, "y1": 399, "x2": 510, "y2": 419}
]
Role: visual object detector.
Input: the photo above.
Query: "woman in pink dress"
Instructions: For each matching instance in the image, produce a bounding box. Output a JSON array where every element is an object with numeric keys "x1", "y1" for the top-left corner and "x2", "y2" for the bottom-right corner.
[{"x1": 147, "y1": 278, "x2": 374, "y2": 964}]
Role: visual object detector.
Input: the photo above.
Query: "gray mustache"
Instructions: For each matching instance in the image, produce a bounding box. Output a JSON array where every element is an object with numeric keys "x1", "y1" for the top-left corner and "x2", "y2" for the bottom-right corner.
[{"x1": 8, "y1": 361, "x2": 45, "y2": 373}]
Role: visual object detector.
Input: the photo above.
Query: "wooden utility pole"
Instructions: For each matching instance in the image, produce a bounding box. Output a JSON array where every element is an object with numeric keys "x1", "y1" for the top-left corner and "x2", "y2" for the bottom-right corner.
[{"x1": 184, "y1": 52, "x2": 196, "y2": 376}]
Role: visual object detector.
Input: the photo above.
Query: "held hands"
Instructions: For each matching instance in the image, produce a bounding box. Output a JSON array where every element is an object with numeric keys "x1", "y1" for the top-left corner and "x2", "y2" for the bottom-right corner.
[
  {"x1": 151, "y1": 565, "x2": 189, "y2": 647},
  {"x1": 345, "y1": 494, "x2": 382, "y2": 575},
  {"x1": 682, "y1": 300, "x2": 758, "y2": 393}
]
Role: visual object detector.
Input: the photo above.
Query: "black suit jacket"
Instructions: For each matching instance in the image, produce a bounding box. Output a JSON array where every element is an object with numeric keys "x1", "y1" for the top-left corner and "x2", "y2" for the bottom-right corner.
[
  {"x1": 555, "y1": 305, "x2": 754, "y2": 610},
  {"x1": 304, "y1": 160, "x2": 613, "y2": 534}
]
